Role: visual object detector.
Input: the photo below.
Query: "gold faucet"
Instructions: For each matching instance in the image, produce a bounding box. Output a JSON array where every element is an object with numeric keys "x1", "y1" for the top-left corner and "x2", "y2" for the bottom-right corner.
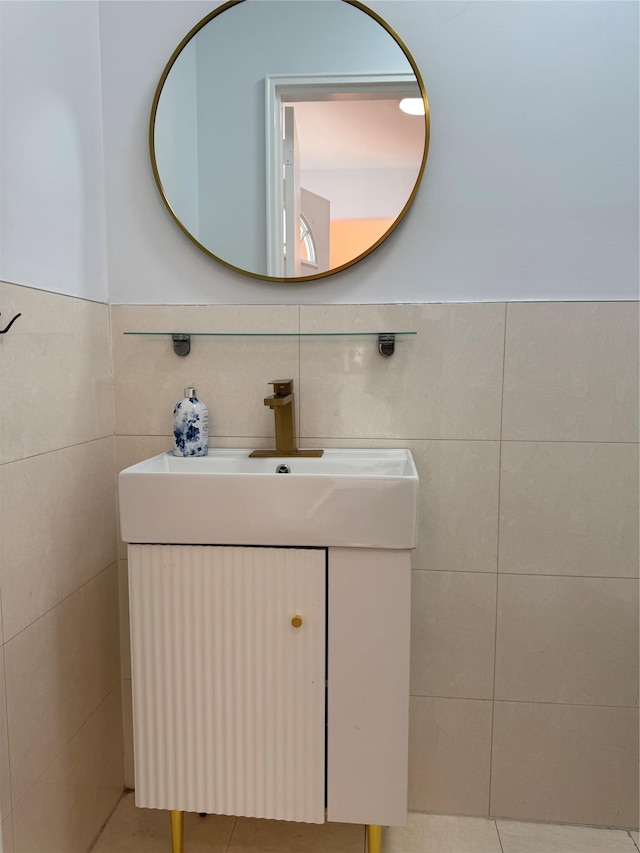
[{"x1": 249, "y1": 380, "x2": 323, "y2": 458}]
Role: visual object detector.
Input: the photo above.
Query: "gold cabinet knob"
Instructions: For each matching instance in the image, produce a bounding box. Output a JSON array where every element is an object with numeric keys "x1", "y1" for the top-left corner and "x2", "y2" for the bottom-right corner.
[{"x1": 291, "y1": 615, "x2": 303, "y2": 628}]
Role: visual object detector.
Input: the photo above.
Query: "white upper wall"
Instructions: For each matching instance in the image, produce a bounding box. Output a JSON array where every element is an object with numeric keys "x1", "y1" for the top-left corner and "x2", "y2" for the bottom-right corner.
[
  {"x1": 0, "y1": 0, "x2": 107, "y2": 302},
  {"x1": 101, "y1": 0, "x2": 639, "y2": 304},
  {"x1": 154, "y1": 39, "x2": 200, "y2": 238},
  {"x1": 1, "y1": 1, "x2": 637, "y2": 304}
]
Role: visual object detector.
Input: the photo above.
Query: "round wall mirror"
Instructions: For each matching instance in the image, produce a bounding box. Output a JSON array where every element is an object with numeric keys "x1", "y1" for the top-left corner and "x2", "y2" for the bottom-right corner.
[{"x1": 150, "y1": 0, "x2": 430, "y2": 282}]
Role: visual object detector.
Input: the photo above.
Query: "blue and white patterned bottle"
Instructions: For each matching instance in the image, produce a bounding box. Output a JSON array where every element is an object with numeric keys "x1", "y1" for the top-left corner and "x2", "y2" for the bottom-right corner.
[{"x1": 173, "y1": 386, "x2": 209, "y2": 457}]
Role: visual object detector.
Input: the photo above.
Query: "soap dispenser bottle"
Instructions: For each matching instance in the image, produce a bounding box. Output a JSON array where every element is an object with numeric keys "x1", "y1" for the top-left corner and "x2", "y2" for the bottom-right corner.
[{"x1": 173, "y1": 386, "x2": 209, "y2": 457}]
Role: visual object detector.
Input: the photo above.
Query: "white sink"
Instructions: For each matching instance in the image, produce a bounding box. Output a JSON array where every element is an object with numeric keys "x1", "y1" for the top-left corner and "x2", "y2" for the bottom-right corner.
[{"x1": 119, "y1": 448, "x2": 418, "y2": 549}]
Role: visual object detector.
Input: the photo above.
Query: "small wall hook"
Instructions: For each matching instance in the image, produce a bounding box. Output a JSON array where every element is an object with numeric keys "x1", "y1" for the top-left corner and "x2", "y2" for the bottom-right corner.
[{"x1": 0, "y1": 312, "x2": 21, "y2": 334}]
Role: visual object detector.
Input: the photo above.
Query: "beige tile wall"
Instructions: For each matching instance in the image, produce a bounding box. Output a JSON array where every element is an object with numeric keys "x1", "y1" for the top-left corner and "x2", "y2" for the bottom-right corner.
[
  {"x1": 111, "y1": 300, "x2": 639, "y2": 830},
  {"x1": 0, "y1": 281, "x2": 122, "y2": 852}
]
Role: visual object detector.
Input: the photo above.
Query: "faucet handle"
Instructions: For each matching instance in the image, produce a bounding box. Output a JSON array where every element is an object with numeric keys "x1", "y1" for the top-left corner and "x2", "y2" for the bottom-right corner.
[{"x1": 268, "y1": 379, "x2": 294, "y2": 397}]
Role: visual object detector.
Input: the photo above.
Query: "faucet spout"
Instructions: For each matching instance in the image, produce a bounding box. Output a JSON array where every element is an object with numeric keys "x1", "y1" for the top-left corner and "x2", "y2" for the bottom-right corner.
[
  {"x1": 263, "y1": 380, "x2": 296, "y2": 454},
  {"x1": 264, "y1": 392, "x2": 294, "y2": 408},
  {"x1": 249, "y1": 379, "x2": 323, "y2": 458}
]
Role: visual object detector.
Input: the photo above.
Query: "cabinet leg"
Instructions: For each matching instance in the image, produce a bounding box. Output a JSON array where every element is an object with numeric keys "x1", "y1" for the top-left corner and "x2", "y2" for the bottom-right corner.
[
  {"x1": 367, "y1": 824, "x2": 382, "y2": 853},
  {"x1": 170, "y1": 810, "x2": 184, "y2": 853}
]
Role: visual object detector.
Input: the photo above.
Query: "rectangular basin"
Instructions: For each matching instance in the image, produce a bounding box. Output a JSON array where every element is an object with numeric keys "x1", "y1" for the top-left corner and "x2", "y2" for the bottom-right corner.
[{"x1": 119, "y1": 448, "x2": 418, "y2": 549}]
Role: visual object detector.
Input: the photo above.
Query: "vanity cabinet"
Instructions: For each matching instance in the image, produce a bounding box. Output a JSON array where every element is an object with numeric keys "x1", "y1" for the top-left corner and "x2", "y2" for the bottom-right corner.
[{"x1": 128, "y1": 543, "x2": 411, "y2": 828}]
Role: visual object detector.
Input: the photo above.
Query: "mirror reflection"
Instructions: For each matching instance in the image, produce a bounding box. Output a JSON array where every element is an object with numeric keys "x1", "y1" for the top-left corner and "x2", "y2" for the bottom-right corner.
[{"x1": 151, "y1": 0, "x2": 429, "y2": 281}]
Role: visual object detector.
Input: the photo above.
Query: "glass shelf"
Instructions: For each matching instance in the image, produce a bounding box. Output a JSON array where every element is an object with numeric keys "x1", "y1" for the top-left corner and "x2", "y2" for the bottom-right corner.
[
  {"x1": 123, "y1": 331, "x2": 417, "y2": 337},
  {"x1": 123, "y1": 330, "x2": 416, "y2": 356}
]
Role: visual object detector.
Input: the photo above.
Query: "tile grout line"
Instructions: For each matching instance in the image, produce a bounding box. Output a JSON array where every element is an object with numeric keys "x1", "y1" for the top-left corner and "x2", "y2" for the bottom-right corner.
[
  {"x1": 487, "y1": 302, "x2": 508, "y2": 816},
  {"x1": 10, "y1": 681, "x2": 122, "y2": 817},
  {"x1": 409, "y1": 569, "x2": 638, "y2": 580},
  {"x1": 0, "y1": 637, "x2": 15, "y2": 841},
  {"x1": 494, "y1": 818, "x2": 506, "y2": 853},
  {"x1": 3, "y1": 559, "x2": 118, "y2": 646},
  {"x1": 110, "y1": 432, "x2": 640, "y2": 444},
  {"x1": 407, "y1": 693, "x2": 639, "y2": 710},
  {"x1": 0, "y1": 432, "x2": 116, "y2": 467}
]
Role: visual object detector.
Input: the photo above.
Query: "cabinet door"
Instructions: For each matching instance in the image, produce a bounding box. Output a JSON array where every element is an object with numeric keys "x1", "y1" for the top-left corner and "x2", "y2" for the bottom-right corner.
[
  {"x1": 327, "y1": 547, "x2": 411, "y2": 827},
  {"x1": 128, "y1": 544, "x2": 326, "y2": 823}
]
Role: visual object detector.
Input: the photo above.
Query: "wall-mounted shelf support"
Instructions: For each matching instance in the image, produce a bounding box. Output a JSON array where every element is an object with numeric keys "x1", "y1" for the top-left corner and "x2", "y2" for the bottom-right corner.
[
  {"x1": 172, "y1": 334, "x2": 191, "y2": 356},
  {"x1": 377, "y1": 334, "x2": 395, "y2": 357}
]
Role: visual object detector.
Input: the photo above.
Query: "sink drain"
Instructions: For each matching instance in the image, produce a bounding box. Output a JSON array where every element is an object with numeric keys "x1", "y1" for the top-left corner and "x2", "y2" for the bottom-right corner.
[{"x1": 275, "y1": 464, "x2": 291, "y2": 474}]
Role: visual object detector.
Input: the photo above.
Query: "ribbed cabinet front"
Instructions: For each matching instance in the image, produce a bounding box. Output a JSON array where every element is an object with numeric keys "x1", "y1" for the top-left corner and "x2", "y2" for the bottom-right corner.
[{"x1": 128, "y1": 544, "x2": 326, "y2": 823}]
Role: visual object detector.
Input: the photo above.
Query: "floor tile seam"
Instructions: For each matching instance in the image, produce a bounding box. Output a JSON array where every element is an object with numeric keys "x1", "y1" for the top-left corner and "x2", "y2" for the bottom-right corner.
[
  {"x1": 629, "y1": 829, "x2": 640, "y2": 852},
  {"x1": 0, "y1": 432, "x2": 116, "y2": 467},
  {"x1": 2, "y1": 558, "x2": 119, "y2": 646},
  {"x1": 494, "y1": 817, "x2": 506, "y2": 853},
  {"x1": 9, "y1": 680, "x2": 122, "y2": 816},
  {"x1": 87, "y1": 789, "x2": 129, "y2": 853},
  {"x1": 493, "y1": 815, "x2": 640, "y2": 834},
  {"x1": 403, "y1": 814, "x2": 504, "y2": 850},
  {"x1": 409, "y1": 693, "x2": 638, "y2": 710},
  {"x1": 222, "y1": 814, "x2": 239, "y2": 852}
]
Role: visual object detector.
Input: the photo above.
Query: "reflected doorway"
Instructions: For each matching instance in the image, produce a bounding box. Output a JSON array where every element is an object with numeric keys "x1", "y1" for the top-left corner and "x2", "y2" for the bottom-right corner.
[
  {"x1": 300, "y1": 188, "x2": 330, "y2": 275},
  {"x1": 265, "y1": 73, "x2": 425, "y2": 278}
]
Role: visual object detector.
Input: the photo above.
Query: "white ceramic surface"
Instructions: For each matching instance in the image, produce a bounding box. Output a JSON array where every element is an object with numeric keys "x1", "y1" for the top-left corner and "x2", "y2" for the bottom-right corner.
[{"x1": 118, "y1": 448, "x2": 418, "y2": 549}]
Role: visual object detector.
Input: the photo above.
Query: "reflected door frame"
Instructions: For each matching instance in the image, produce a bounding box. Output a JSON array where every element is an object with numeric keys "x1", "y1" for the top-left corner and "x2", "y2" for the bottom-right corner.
[{"x1": 264, "y1": 72, "x2": 419, "y2": 279}]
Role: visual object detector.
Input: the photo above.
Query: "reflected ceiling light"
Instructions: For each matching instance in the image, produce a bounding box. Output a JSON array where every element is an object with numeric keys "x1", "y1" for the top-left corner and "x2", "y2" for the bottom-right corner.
[{"x1": 399, "y1": 97, "x2": 425, "y2": 116}]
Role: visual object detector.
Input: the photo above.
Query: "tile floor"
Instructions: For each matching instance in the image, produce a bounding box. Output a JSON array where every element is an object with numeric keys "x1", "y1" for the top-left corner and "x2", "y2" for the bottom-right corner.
[{"x1": 91, "y1": 794, "x2": 640, "y2": 853}]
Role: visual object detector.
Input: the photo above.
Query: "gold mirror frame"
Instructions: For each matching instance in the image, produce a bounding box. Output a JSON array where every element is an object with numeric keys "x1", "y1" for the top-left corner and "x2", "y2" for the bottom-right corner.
[{"x1": 150, "y1": 0, "x2": 430, "y2": 282}]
